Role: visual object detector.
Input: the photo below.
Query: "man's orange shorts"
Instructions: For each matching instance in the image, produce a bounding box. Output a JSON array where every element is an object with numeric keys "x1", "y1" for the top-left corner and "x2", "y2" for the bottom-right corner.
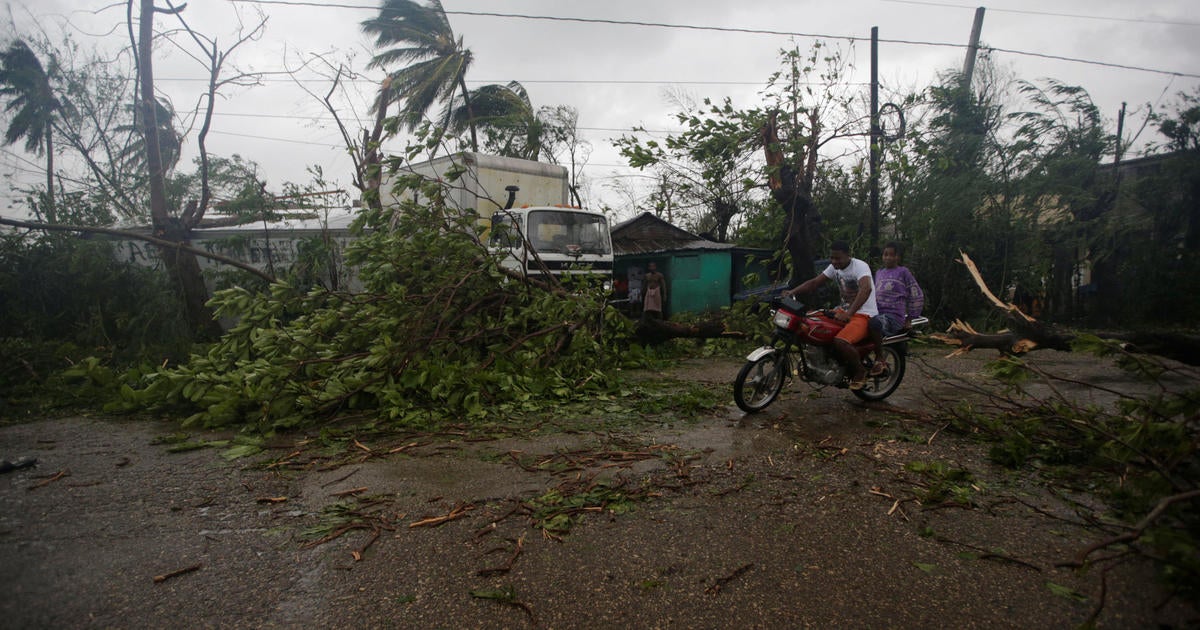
[{"x1": 835, "y1": 313, "x2": 871, "y2": 344}]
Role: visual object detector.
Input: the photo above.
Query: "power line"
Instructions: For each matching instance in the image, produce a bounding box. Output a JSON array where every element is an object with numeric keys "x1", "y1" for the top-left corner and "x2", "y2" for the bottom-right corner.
[
  {"x1": 228, "y1": 0, "x2": 1200, "y2": 78},
  {"x1": 203, "y1": 110, "x2": 686, "y2": 133},
  {"x1": 155, "y1": 76, "x2": 856, "y2": 87},
  {"x1": 206, "y1": 129, "x2": 344, "y2": 147},
  {"x1": 172, "y1": 130, "x2": 647, "y2": 171},
  {"x1": 880, "y1": 0, "x2": 1200, "y2": 28}
]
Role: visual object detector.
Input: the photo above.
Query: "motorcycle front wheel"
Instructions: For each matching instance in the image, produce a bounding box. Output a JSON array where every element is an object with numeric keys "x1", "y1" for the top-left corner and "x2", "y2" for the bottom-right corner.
[{"x1": 734, "y1": 351, "x2": 788, "y2": 413}]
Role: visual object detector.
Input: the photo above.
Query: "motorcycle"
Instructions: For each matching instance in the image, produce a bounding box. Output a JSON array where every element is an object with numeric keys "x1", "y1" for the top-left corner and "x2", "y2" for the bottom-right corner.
[{"x1": 733, "y1": 296, "x2": 929, "y2": 413}]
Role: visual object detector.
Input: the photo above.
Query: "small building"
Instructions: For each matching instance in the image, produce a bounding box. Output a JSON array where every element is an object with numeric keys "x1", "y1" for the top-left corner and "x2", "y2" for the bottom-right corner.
[{"x1": 611, "y1": 212, "x2": 772, "y2": 316}]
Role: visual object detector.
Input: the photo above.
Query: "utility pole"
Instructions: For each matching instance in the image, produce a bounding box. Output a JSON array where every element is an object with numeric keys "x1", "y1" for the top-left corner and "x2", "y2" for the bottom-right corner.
[
  {"x1": 1114, "y1": 101, "x2": 1127, "y2": 192},
  {"x1": 961, "y1": 7, "x2": 986, "y2": 90},
  {"x1": 869, "y1": 26, "x2": 881, "y2": 257}
]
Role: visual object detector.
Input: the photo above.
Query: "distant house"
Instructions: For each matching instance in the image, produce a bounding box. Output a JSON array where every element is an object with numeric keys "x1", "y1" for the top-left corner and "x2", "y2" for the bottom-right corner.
[{"x1": 610, "y1": 212, "x2": 772, "y2": 316}]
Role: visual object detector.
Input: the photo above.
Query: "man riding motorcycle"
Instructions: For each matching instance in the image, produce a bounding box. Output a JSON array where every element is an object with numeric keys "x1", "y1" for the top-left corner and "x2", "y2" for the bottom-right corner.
[{"x1": 782, "y1": 241, "x2": 877, "y2": 390}]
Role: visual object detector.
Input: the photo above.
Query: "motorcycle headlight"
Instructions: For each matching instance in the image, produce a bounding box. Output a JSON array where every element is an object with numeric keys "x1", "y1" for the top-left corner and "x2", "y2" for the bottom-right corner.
[{"x1": 773, "y1": 310, "x2": 795, "y2": 329}]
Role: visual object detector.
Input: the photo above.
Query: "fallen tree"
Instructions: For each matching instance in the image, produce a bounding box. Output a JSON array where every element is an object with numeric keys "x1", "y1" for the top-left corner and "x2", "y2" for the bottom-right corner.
[
  {"x1": 93, "y1": 181, "x2": 747, "y2": 432},
  {"x1": 932, "y1": 252, "x2": 1200, "y2": 366}
]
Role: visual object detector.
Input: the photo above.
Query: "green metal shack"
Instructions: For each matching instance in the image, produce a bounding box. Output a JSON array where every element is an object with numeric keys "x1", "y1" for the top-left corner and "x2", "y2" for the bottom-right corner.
[{"x1": 610, "y1": 212, "x2": 739, "y2": 317}]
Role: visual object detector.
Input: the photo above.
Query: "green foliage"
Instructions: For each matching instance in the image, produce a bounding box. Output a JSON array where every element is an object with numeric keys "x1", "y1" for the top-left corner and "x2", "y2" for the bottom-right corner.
[
  {"x1": 527, "y1": 480, "x2": 637, "y2": 534},
  {"x1": 944, "y1": 347, "x2": 1200, "y2": 601},
  {"x1": 0, "y1": 233, "x2": 192, "y2": 413},
  {"x1": 1083, "y1": 88, "x2": 1200, "y2": 326},
  {"x1": 115, "y1": 173, "x2": 649, "y2": 433},
  {"x1": 903, "y1": 459, "x2": 979, "y2": 505}
]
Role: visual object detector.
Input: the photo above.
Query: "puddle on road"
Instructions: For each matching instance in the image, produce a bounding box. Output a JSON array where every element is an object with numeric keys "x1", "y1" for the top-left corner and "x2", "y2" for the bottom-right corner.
[{"x1": 299, "y1": 387, "x2": 923, "y2": 509}]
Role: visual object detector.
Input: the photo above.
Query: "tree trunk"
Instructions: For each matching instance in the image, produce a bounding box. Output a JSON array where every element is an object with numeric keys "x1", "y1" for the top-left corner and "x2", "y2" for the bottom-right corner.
[
  {"x1": 457, "y1": 74, "x2": 478, "y2": 152},
  {"x1": 633, "y1": 317, "x2": 745, "y2": 345},
  {"x1": 777, "y1": 187, "x2": 818, "y2": 285},
  {"x1": 138, "y1": 0, "x2": 220, "y2": 339}
]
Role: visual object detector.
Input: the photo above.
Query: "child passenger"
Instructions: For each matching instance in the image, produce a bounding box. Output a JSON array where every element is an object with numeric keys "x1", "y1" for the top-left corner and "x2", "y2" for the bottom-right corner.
[{"x1": 869, "y1": 242, "x2": 924, "y2": 376}]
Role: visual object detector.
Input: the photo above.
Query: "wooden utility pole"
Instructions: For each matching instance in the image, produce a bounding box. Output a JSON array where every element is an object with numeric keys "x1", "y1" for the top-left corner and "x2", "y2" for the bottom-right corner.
[
  {"x1": 869, "y1": 26, "x2": 880, "y2": 257},
  {"x1": 961, "y1": 7, "x2": 986, "y2": 89},
  {"x1": 1114, "y1": 101, "x2": 1127, "y2": 192},
  {"x1": 1115, "y1": 102, "x2": 1127, "y2": 166}
]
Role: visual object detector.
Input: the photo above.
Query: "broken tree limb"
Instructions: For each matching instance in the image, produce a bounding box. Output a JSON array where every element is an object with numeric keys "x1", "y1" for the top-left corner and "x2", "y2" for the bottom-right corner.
[
  {"x1": 1063, "y1": 489, "x2": 1200, "y2": 569},
  {"x1": 153, "y1": 563, "x2": 202, "y2": 583},
  {"x1": 931, "y1": 252, "x2": 1200, "y2": 364},
  {"x1": 409, "y1": 504, "x2": 474, "y2": 528},
  {"x1": 929, "y1": 252, "x2": 1075, "y2": 355},
  {"x1": 959, "y1": 251, "x2": 1035, "y2": 324}
]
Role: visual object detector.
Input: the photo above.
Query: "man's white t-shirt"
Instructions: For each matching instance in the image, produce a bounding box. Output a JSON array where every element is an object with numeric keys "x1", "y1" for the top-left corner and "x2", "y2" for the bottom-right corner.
[{"x1": 821, "y1": 258, "x2": 878, "y2": 317}]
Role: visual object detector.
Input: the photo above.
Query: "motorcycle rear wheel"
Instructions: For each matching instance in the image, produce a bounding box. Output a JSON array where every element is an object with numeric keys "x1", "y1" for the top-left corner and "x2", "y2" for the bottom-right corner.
[
  {"x1": 853, "y1": 345, "x2": 906, "y2": 401},
  {"x1": 734, "y1": 352, "x2": 788, "y2": 413}
]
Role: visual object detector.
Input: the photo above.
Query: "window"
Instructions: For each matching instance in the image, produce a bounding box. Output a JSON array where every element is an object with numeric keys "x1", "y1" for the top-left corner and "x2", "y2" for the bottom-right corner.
[
  {"x1": 527, "y1": 210, "x2": 611, "y2": 255},
  {"x1": 489, "y1": 213, "x2": 523, "y2": 249}
]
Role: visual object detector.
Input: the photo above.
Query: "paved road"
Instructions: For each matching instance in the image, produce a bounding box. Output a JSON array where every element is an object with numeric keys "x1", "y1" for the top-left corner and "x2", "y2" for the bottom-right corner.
[{"x1": 0, "y1": 354, "x2": 1194, "y2": 628}]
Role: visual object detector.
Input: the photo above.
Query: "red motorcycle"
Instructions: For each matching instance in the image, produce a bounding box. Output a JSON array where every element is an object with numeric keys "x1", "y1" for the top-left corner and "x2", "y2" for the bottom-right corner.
[{"x1": 733, "y1": 296, "x2": 928, "y2": 413}]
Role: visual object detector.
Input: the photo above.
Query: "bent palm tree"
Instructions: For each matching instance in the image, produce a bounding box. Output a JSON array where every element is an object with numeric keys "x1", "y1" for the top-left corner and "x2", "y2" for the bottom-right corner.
[
  {"x1": 0, "y1": 40, "x2": 65, "y2": 221},
  {"x1": 445, "y1": 81, "x2": 544, "y2": 160},
  {"x1": 361, "y1": 0, "x2": 477, "y2": 150}
]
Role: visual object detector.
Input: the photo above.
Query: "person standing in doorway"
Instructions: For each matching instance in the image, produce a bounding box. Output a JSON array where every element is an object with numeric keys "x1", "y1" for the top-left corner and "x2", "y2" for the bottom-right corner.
[{"x1": 642, "y1": 261, "x2": 666, "y2": 320}]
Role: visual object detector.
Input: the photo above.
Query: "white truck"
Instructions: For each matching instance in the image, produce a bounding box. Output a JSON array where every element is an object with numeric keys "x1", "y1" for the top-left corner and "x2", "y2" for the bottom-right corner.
[{"x1": 382, "y1": 152, "x2": 613, "y2": 288}]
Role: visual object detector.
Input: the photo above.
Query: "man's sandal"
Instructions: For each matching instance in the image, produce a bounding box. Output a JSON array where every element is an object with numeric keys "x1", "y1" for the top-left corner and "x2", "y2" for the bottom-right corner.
[
  {"x1": 849, "y1": 376, "x2": 867, "y2": 390},
  {"x1": 869, "y1": 362, "x2": 887, "y2": 377}
]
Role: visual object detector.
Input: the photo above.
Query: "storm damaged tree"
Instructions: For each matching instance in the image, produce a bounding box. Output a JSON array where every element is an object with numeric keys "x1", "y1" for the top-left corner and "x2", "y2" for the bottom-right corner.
[
  {"x1": 1006, "y1": 79, "x2": 1114, "y2": 321},
  {"x1": 361, "y1": 0, "x2": 478, "y2": 151},
  {"x1": 132, "y1": 0, "x2": 269, "y2": 338},
  {"x1": 616, "y1": 43, "x2": 867, "y2": 284},
  {"x1": 615, "y1": 95, "x2": 762, "y2": 243},
  {"x1": 121, "y1": 165, "x2": 637, "y2": 430}
]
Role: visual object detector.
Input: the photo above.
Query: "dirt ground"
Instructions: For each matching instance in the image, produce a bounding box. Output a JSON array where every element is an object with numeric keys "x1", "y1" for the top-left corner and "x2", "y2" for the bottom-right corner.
[{"x1": 0, "y1": 347, "x2": 1196, "y2": 629}]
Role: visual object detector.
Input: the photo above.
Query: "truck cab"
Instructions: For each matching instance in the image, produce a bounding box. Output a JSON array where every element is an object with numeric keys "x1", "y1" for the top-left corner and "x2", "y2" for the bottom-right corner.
[{"x1": 489, "y1": 205, "x2": 613, "y2": 289}]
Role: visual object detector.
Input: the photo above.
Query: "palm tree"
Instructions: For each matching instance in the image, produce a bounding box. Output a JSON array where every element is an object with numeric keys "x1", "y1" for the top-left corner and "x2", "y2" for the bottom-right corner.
[
  {"x1": 0, "y1": 40, "x2": 65, "y2": 221},
  {"x1": 445, "y1": 81, "x2": 543, "y2": 159},
  {"x1": 116, "y1": 97, "x2": 183, "y2": 174},
  {"x1": 361, "y1": 0, "x2": 477, "y2": 150}
]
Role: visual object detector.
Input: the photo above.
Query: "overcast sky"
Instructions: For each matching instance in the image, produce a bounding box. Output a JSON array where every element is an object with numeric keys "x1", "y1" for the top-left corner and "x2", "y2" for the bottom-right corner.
[{"x1": 2, "y1": 0, "x2": 1198, "y2": 220}]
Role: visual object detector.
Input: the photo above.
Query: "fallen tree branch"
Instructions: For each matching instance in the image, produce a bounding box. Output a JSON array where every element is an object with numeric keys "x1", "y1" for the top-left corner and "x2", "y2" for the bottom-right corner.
[
  {"x1": 153, "y1": 563, "x2": 202, "y2": 583},
  {"x1": 409, "y1": 503, "x2": 474, "y2": 528},
  {"x1": 27, "y1": 469, "x2": 69, "y2": 490},
  {"x1": 634, "y1": 317, "x2": 747, "y2": 344},
  {"x1": 933, "y1": 251, "x2": 1200, "y2": 365},
  {"x1": 1064, "y1": 489, "x2": 1200, "y2": 568},
  {"x1": 706, "y1": 563, "x2": 753, "y2": 594}
]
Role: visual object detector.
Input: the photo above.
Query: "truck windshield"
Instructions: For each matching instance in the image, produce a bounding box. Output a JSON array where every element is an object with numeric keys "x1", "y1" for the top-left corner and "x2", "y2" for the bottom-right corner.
[{"x1": 526, "y1": 210, "x2": 611, "y2": 255}]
